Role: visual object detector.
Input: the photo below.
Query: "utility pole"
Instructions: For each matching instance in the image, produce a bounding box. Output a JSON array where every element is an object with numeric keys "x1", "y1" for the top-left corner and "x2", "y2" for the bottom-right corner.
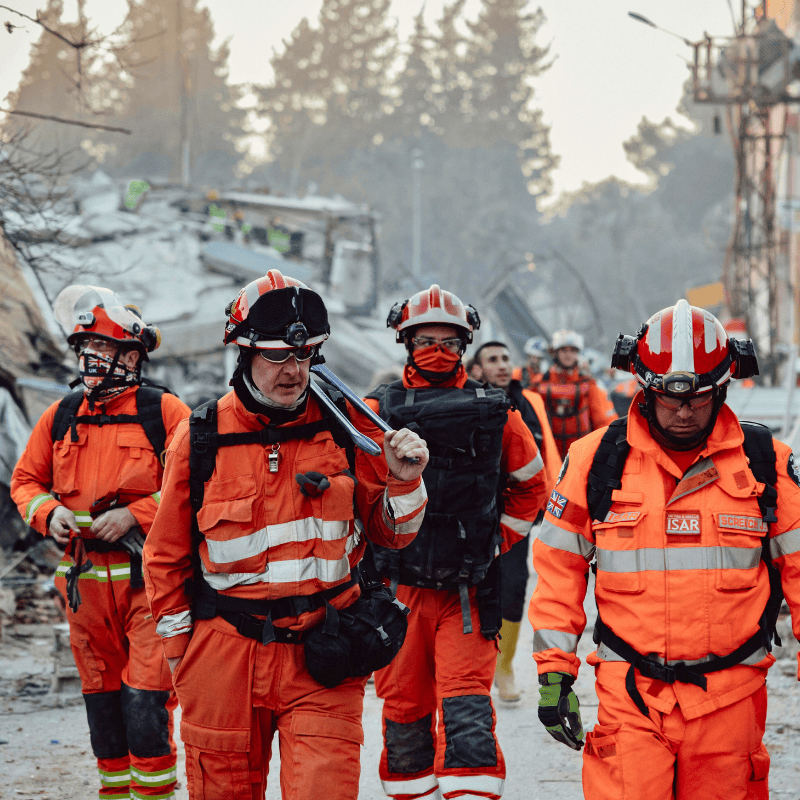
[
  {"x1": 177, "y1": 0, "x2": 191, "y2": 187},
  {"x1": 411, "y1": 148, "x2": 423, "y2": 278}
]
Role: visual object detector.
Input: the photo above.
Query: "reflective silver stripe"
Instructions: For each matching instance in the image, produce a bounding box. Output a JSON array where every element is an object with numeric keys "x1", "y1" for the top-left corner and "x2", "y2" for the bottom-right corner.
[
  {"x1": 500, "y1": 513, "x2": 532, "y2": 536},
  {"x1": 509, "y1": 451, "x2": 544, "y2": 482},
  {"x1": 596, "y1": 641, "x2": 769, "y2": 668},
  {"x1": 597, "y1": 545, "x2": 761, "y2": 574},
  {"x1": 537, "y1": 519, "x2": 595, "y2": 561},
  {"x1": 130, "y1": 766, "x2": 178, "y2": 785},
  {"x1": 388, "y1": 483, "x2": 427, "y2": 522},
  {"x1": 205, "y1": 518, "x2": 350, "y2": 564},
  {"x1": 395, "y1": 508, "x2": 425, "y2": 535},
  {"x1": 201, "y1": 552, "x2": 351, "y2": 589},
  {"x1": 381, "y1": 774, "x2": 438, "y2": 795},
  {"x1": 533, "y1": 628, "x2": 581, "y2": 655},
  {"x1": 439, "y1": 775, "x2": 505, "y2": 797},
  {"x1": 156, "y1": 610, "x2": 193, "y2": 639},
  {"x1": 25, "y1": 493, "x2": 54, "y2": 524},
  {"x1": 770, "y1": 528, "x2": 800, "y2": 559}
]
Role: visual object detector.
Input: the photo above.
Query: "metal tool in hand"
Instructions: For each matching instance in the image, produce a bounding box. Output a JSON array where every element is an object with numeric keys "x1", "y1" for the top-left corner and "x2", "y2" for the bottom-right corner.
[
  {"x1": 308, "y1": 380, "x2": 381, "y2": 456},
  {"x1": 311, "y1": 364, "x2": 419, "y2": 464}
]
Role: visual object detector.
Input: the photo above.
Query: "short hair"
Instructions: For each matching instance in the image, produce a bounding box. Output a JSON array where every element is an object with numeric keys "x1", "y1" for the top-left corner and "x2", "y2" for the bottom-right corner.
[{"x1": 473, "y1": 340, "x2": 509, "y2": 365}]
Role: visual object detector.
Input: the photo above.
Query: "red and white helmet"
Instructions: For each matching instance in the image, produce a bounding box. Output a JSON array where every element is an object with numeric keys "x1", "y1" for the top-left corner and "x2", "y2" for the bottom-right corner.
[
  {"x1": 53, "y1": 285, "x2": 160, "y2": 358},
  {"x1": 612, "y1": 299, "x2": 758, "y2": 395},
  {"x1": 387, "y1": 284, "x2": 480, "y2": 343},
  {"x1": 224, "y1": 269, "x2": 330, "y2": 349}
]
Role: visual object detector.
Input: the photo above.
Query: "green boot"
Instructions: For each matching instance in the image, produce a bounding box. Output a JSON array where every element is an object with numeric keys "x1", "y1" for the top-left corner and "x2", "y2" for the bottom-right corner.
[{"x1": 494, "y1": 619, "x2": 522, "y2": 703}]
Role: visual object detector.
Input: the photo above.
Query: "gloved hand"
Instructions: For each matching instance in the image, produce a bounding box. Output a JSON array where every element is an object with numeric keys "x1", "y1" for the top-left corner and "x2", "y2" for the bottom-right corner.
[
  {"x1": 295, "y1": 471, "x2": 331, "y2": 498},
  {"x1": 538, "y1": 672, "x2": 584, "y2": 750}
]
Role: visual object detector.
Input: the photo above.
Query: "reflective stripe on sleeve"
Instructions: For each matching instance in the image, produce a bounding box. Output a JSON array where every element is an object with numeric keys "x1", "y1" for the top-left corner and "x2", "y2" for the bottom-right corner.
[
  {"x1": 770, "y1": 528, "x2": 800, "y2": 560},
  {"x1": 509, "y1": 451, "x2": 544, "y2": 482},
  {"x1": 201, "y1": 552, "x2": 351, "y2": 590},
  {"x1": 500, "y1": 513, "x2": 533, "y2": 536},
  {"x1": 387, "y1": 482, "x2": 427, "y2": 522},
  {"x1": 394, "y1": 508, "x2": 425, "y2": 535},
  {"x1": 533, "y1": 628, "x2": 581, "y2": 655},
  {"x1": 537, "y1": 519, "x2": 595, "y2": 561},
  {"x1": 24, "y1": 493, "x2": 55, "y2": 525},
  {"x1": 596, "y1": 545, "x2": 761, "y2": 574},
  {"x1": 156, "y1": 610, "x2": 193, "y2": 639},
  {"x1": 205, "y1": 518, "x2": 350, "y2": 564},
  {"x1": 151, "y1": 491, "x2": 161, "y2": 505}
]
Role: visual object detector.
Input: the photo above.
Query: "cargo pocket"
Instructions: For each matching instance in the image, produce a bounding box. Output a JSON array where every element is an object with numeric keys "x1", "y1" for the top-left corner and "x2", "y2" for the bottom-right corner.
[
  {"x1": 583, "y1": 723, "x2": 623, "y2": 800},
  {"x1": 117, "y1": 429, "x2": 160, "y2": 494},
  {"x1": 715, "y1": 530, "x2": 763, "y2": 591},
  {"x1": 592, "y1": 509, "x2": 647, "y2": 594},
  {"x1": 52, "y1": 436, "x2": 84, "y2": 497},
  {"x1": 196, "y1": 475, "x2": 257, "y2": 570},
  {"x1": 73, "y1": 635, "x2": 107, "y2": 691},
  {"x1": 181, "y1": 719, "x2": 254, "y2": 800},
  {"x1": 748, "y1": 743, "x2": 770, "y2": 784}
]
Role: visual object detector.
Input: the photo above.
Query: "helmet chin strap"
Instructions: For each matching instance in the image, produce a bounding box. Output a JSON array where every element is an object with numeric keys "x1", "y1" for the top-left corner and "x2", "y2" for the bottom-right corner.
[
  {"x1": 80, "y1": 348, "x2": 139, "y2": 410},
  {"x1": 640, "y1": 386, "x2": 727, "y2": 452}
]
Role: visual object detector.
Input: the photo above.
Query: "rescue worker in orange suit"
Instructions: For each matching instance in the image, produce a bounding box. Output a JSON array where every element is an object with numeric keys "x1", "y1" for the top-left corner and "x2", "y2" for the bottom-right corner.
[
  {"x1": 472, "y1": 340, "x2": 561, "y2": 704},
  {"x1": 529, "y1": 299, "x2": 800, "y2": 800},
  {"x1": 511, "y1": 334, "x2": 547, "y2": 389},
  {"x1": 143, "y1": 270, "x2": 429, "y2": 800},
  {"x1": 534, "y1": 329, "x2": 617, "y2": 461},
  {"x1": 11, "y1": 285, "x2": 190, "y2": 800},
  {"x1": 366, "y1": 286, "x2": 549, "y2": 800}
]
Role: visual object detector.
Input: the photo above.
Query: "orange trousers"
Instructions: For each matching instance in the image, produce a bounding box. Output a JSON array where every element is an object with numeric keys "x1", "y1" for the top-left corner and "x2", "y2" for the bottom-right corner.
[
  {"x1": 373, "y1": 586, "x2": 505, "y2": 800},
  {"x1": 583, "y1": 670, "x2": 770, "y2": 800},
  {"x1": 55, "y1": 551, "x2": 177, "y2": 799},
  {"x1": 170, "y1": 614, "x2": 367, "y2": 800}
]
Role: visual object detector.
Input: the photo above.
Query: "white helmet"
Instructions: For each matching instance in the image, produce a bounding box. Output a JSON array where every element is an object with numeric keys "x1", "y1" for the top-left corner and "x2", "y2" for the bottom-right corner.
[
  {"x1": 523, "y1": 335, "x2": 548, "y2": 358},
  {"x1": 551, "y1": 329, "x2": 584, "y2": 353}
]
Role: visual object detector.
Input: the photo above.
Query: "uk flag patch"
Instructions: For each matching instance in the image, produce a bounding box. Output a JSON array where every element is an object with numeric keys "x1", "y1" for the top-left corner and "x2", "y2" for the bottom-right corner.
[{"x1": 547, "y1": 490, "x2": 568, "y2": 519}]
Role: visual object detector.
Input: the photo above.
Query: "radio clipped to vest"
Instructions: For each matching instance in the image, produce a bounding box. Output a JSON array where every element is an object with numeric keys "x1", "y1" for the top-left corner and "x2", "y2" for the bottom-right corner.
[{"x1": 366, "y1": 380, "x2": 510, "y2": 638}]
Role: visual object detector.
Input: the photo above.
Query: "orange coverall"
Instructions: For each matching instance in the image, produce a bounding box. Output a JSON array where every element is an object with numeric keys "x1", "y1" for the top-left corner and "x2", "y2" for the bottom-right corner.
[
  {"x1": 367, "y1": 367, "x2": 548, "y2": 800},
  {"x1": 143, "y1": 389, "x2": 427, "y2": 800},
  {"x1": 11, "y1": 386, "x2": 189, "y2": 800},
  {"x1": 529, "y1": 397, "x2": 800, "y2": 800},
  {"x1": 534, "y1": 366, "x2": 618, "y2": 460}
]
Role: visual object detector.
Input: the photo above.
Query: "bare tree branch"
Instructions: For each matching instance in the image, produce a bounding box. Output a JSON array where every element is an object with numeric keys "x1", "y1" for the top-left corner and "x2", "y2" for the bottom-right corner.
[{"x1": 0, "y1": 108, "x2": 131, "y2": 133}]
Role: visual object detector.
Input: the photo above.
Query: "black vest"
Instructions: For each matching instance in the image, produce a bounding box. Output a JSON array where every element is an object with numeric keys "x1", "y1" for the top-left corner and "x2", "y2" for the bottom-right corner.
[
  {"x1": 506, "y1": 379, "x2": 543, "y2": 449},
  {"x1": 366, "y1": 380, "x2": 510, "y2": 590}
]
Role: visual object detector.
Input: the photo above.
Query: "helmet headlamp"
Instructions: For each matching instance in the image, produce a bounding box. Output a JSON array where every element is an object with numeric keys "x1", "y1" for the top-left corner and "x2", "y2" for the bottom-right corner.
[
  {"x1": 662, "y1": 372, "x2": 699, "y2": 395},
  {"x1": 286, "y1": 321, "x2": 309, "y2": 347},
  {"x1": 76, "y1": 311, "x2": 95, "y2": 328}
]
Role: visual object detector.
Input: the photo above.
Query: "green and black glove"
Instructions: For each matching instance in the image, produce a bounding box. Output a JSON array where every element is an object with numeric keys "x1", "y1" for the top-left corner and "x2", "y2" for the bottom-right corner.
[{"x1": 538, "y1": 672, "x2": 584, "y2": 750}]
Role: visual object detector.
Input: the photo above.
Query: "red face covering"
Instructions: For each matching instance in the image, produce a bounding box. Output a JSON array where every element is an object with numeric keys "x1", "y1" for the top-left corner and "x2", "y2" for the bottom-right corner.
[{"x1": 404, "y1": 344, "x2": 466, "y2": 388}]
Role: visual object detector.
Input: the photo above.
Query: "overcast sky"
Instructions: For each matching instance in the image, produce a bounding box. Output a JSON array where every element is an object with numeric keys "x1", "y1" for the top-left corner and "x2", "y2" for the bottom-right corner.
[{"x1": 0, "y1": 0, "x2": 737, "y2": 199}]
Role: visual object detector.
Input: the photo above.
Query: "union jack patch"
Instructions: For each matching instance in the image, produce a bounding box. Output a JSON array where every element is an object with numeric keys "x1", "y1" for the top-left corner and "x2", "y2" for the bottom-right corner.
[{"x1": 547, "y1": 490, "x2": 568, "y2": 519}]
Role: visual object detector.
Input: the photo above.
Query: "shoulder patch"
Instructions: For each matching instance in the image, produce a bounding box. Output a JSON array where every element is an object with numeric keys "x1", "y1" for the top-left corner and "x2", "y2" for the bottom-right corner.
[
  {"x1": 547, "y1": 490, "x2": 568, "y2": 519},
  {"x1": 555, "y1": 454, "x2": 569, "y2": 486},
  {"x1": 788, "y1": 454, "x2": 800, "y2": 488}
]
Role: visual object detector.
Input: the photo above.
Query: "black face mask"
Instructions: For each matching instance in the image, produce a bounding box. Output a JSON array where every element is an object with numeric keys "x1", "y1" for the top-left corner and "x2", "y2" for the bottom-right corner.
[{"x1": 640, "y1": 386, "x2": 727, "y2": 452}]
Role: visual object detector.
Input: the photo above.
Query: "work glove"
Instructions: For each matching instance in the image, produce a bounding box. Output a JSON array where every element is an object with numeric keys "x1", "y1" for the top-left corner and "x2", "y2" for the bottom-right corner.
[
  {"x1": 295, "y1": 471, "x2": 331, "y2": 498},
  {"x1": 538, "y1": 672, "x2": 584, "y2": 751},
  {"x1": 64, "y1": 537, "x2": 93, "y2": 613},
  {"x1": 117, "y1": 528, "x2": 145, "y2": 557}
]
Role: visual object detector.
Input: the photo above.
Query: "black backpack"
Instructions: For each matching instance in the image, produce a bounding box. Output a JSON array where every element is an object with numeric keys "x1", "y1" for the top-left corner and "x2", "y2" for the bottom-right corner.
[{"x1": 51, "y1": 385, "x2": 169, "y2": 461}]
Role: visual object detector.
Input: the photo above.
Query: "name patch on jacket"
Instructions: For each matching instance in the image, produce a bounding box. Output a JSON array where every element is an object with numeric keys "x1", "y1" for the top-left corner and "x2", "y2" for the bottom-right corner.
[
  {"x1": 605, "y1": 510, "x2": 641, "y2": 525},
  {"x1": 665, "y1": 511, "x2": 701, "y2": 535},
  {"x1": 547, "y1": 490, "x2": 568, "y2": 519},
  {"x1": 717, "y1": 513, "x2": 768, "y2": 533}
]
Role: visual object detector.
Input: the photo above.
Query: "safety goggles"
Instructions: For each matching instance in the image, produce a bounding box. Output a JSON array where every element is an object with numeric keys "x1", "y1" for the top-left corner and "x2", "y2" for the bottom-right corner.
[
  {"x1": 411, "y1": 336, "x2": 463, "y2": 353},
  {"x1": 74, "y1": 337, "x2": 120, "y2": 356},
  {"x1": 257, "y1": 344, "x2": 318, "y2": 363},
  {"x1": 654, "y1": 392, "x2": 714, "y2": 411}
]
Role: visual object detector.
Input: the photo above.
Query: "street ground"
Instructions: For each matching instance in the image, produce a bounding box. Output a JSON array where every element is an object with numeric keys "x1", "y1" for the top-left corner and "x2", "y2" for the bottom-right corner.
[{"x1": 1, "y1": 580, "x2": 799, "y2": 799}]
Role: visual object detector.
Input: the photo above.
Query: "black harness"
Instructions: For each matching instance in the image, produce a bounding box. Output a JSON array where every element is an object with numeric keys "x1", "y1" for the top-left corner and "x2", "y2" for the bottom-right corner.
[
  {"x1": 187, "y1": 384, "x2": 358, "y2": 646},
  {"x1": 587, "y1": 417, "x2": 783, "y2": 716},
  {"x1": 52, "y1": 386, "x2": 170, "y2": 589}
]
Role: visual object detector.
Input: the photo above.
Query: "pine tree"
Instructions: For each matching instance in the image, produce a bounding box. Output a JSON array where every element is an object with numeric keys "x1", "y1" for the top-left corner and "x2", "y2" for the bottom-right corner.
[
  {"x1": 254, "y1": 0, "x2": 397, "y2": 194},
  {"x1": 103, "y1": 0, "x2": 245, "y2": 185}
]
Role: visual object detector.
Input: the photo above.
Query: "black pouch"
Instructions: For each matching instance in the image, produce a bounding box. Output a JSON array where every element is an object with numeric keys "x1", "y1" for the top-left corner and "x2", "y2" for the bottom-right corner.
[{"x1": 304, "y1": 578, "x2": 410, "y2": 688}]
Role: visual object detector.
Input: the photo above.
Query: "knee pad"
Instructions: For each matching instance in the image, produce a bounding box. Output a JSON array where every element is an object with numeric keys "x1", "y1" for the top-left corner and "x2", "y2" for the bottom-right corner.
[
  {"x1": 442, "y1": 695, "x2": 497, "y2": 769},
  {"x1": 120, "y1": 682, "x2": 171, "y2": 758},
  {"x1": 83, "y1": 691, "x2": 128, "y2": 759},
  {"x1": 385, "y1": 713, "x2": 435, "y2": 774}
]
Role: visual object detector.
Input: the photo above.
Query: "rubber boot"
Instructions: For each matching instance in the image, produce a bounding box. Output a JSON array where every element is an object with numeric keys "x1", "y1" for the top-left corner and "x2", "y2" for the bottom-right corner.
[{"x1": 494, "y1": 619, "x2": 521, "y2": 703}]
